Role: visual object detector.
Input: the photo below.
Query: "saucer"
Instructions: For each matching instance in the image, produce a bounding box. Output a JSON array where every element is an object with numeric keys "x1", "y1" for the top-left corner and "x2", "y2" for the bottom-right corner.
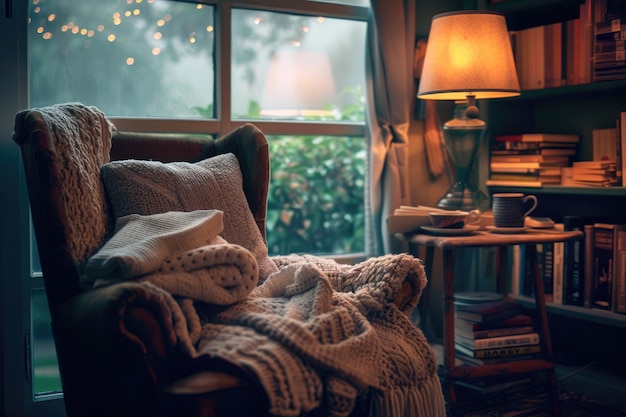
[
  {"x1": 421, "y1": 225, "x2": 480, "y2": 236},
  {"x1": 486, "y1": 226, "x2": 528, "y2": 234}
]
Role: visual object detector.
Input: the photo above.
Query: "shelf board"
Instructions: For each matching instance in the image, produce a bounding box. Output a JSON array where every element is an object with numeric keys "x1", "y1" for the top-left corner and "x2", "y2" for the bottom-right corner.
[
  {"x1": 513, "y1": 294, "x2": 626, "y2": 328},
  {"x1": 486, "y1": 185, "x2": 626, "y2": 196},
  {"x1": 486, "y1": 0, "x2": 583, "y2": 31},
  {"x1": 493, "y1": 80, "x2": 626, "y2": 103}
]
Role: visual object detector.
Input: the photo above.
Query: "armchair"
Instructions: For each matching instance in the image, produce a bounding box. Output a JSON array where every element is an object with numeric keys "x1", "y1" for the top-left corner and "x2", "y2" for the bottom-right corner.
[{"x1": 13, "y1": 103, "x2": 445, "y2": 417}]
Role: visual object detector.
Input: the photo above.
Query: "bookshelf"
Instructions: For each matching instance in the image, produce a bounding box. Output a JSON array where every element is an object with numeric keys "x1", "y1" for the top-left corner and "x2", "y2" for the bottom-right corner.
[{"x1": 482, "y1": 0, "x2": 626, "y2": 329}]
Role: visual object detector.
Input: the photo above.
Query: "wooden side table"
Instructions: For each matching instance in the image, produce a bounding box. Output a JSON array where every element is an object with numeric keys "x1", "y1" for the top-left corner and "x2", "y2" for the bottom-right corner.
[{"x1": 398, "y1": 229, "x2": 583, "y2": 416}]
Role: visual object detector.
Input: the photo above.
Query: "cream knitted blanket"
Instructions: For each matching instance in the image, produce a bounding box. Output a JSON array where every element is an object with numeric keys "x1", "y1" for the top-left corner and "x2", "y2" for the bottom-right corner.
[
  {"x1": 171, "y1": 255, "x2": 446, "y2": 417},
  {"x1": 86, "y1": 210, "x2": 259, "y2": 305},
  {"x1": 85, "y1": 211, "x2": 444, "y2": 416}
]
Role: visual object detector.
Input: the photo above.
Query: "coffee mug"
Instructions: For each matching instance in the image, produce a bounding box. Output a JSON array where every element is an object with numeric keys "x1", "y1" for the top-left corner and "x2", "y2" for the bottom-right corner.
[
  {"x1": 492, "y1": 193, "x2": 538, "y2": 228},
  {"x1": 429, "y1": 209, "x2": 481, "y2": 229}
]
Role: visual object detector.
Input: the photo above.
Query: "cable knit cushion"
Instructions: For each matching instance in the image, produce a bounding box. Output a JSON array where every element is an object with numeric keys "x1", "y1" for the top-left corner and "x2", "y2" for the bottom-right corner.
[{"x1": 100, "y1": 153, "x2": 278, "y2": 282}]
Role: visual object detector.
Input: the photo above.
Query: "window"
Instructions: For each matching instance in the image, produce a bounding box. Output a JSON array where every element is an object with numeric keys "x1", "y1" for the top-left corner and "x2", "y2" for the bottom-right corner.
[
  {"x1": 26, "y1": 0, "x2": 367, "y2": 407},
  {"x1": 29, "y1": 0, "x2": 368, "y2": 259}
]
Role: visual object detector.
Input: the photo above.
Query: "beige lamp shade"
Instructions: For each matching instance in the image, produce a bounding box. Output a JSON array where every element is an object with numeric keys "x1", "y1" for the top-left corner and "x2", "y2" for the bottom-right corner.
[
  {"x1": 417, "y1": 11, "x2": 520, "y2": 101},
  {"x1": 260, "y1": 50, "x2": 336, "y2": 117}
]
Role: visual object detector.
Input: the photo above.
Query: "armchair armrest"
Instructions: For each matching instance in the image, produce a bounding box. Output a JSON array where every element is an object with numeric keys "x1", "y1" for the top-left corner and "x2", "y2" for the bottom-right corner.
[{"x1": 58, "y1": 282, "x2": 178, "y2": 358}]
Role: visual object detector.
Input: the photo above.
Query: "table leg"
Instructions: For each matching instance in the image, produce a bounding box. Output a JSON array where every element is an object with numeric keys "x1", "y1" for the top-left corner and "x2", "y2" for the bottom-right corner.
[
  {"x1": 527, "y1": 244, "x2": 559, "y2": 416},
  {"x1": 418, "y1": 245, "x2": 435, "y2": 340},
  {"x1": 442, "y1": 249, "x2": 456, "y2": 404}
]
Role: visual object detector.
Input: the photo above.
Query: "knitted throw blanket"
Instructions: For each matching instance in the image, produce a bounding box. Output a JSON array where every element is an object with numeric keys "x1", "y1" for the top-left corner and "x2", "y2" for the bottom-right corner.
[
  {"x1": 85, "y1": 213, "x2": 444, "y2": 416},
  {"x1": 87, "y1": 210, "x2": 260, "y2": 305},
  {"x1": 175, "y1": 255, "x2": 446, "y2": 417}
]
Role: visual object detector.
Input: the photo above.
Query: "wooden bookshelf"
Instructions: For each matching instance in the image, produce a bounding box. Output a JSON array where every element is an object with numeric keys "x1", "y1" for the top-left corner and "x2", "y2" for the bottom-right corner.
[
  {"x1": 513, "y1": 294, "x2": 626, "y2": 328},
  {"x1": 483, "y1": 0, "x2": 626, "y2": 330}
]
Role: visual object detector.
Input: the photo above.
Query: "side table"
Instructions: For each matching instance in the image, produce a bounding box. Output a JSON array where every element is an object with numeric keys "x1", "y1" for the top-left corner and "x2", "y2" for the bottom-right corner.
[{"x1": 398, "y1": 228, "x2": 583, "y2": 416}]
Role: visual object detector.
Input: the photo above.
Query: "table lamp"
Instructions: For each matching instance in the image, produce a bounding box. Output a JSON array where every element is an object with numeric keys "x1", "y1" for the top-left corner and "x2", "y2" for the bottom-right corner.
[{"x1": 417, "y1": 11, "x2": 520, "y2": 211}]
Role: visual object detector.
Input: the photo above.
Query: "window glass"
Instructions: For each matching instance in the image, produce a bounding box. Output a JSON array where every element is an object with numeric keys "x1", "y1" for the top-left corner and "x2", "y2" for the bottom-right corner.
[
  {"x1": 31, "y1": 289, "x2": 62, "y2": 398},
  {"x1": 231, "y1": 9, "x2": 366, "y2": 121},
  {"x1": 29, "y1": 0, "x2": 215, "y2": 118},
  {"x1": 267, "y1": 135, "x2": 365, "y2": 256}
]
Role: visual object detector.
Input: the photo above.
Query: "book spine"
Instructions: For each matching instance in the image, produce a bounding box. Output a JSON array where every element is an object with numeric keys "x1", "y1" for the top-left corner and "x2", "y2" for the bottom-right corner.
[
  {"x1": 540, "y1": 242, "x2": 555, "y2": 302},
  {"x1": 592, "y1": 224, "x2": 617, "y2": 310},
  {"x1": 456, "y1": 326, "x2": 535, "y2": 340},
  {"x1": 553, "y1": 231, "x2": 565, "y2": 304},
  {"x1": 584, "y1": 224, "x2": 595, "y2": 308},
  {"x1": 459, "y1": 332, "x2": 540, "y2": 350},
  {"x1": 616, "y1": 229, "x2": 626, "y2": 314},
  {"x1": 563, "y1": 223, "x2": 583, "y2": 305},
  {"x1": 474, "y1": 345, "x2": 541, "y2": 359},
  {"x1": 617, "y1": 111, "x2": 626, "y2": 186}
]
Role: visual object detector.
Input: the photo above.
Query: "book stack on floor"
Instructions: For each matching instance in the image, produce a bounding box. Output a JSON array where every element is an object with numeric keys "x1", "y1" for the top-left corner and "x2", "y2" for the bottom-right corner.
[
  {"x1": 487, "y1": 133, "x2": 579, "y2": 187},
  {"x1": 454, "y1": 299, "x2": 541, "y2": 366},
  {"x1": 452, "y1": 296, "x2": 539, "y2": 395},
  {"x1": 571, "y1": 160, "x2": 618, "y2": 187}
]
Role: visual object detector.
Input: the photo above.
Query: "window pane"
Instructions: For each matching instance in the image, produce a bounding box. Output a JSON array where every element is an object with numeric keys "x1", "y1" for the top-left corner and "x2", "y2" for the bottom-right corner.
[
  {"x1": 31, "y1": 289, "x2": 62, "y2": 398},
  {"x1": 266, "y1": 135, "x2": 365, "y2": 256},
  {"x1": 28, "y1": 0, "x2": 215, "y2": 118},
  {"x1": 231, "y1": 10, "x2": 366, "y2": 122}
]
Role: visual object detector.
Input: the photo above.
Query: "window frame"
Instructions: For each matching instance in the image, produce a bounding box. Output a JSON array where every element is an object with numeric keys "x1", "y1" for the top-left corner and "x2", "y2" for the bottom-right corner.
[{"x1": 109, "y1": 0, "x2": 369, "y2": 140}]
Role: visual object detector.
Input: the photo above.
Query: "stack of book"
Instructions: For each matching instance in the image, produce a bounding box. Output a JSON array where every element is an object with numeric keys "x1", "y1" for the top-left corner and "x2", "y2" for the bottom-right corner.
[
  {"x1": 487, "y1": 133, "x2": 580, "y2": 187},
  {"x1": 571, "y1": 160, "x2": 618, "y2": 187},
  {"x1": 593, "y1": 1, "x2": 626, "y2": 82},
  {"x1": 454, "y1": 299, "x2": 541, "y2": 366}
]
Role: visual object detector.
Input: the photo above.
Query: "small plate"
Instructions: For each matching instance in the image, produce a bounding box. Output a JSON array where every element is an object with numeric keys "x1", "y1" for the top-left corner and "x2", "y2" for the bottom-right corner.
[
  {"x1": 420, "y1": 225, "x2": 480, "y2": 236},
  {"x1": 486, "y1": 226, "x2": 528, "y2": 234}
]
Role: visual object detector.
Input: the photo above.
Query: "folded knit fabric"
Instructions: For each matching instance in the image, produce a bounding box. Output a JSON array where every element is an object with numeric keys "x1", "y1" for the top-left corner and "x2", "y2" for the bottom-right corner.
[
  {"x1": 84, "y1": 209, "x2": 223, "y2": 285},
  {"x1": 140, "y1": 240, "x2": 259, "y2": 305}
]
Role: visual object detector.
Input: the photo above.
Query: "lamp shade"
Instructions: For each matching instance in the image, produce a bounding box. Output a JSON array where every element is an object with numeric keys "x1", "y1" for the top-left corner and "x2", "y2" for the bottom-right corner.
[
  {"x1": 417, "y1": 11, "x2": 520, "y2": 101},
  {"x1": 260, "y1": 50, "x2": 336, "y2": 117}
]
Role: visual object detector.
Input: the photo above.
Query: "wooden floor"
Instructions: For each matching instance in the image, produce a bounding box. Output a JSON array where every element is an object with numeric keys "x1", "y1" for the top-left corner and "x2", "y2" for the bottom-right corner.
[
  {"x1": 555, "y1": 361, "x2": 626, "y2": 411},
  {"x1": 432, "y1": 342, "x2": 626, "y2": 412}
]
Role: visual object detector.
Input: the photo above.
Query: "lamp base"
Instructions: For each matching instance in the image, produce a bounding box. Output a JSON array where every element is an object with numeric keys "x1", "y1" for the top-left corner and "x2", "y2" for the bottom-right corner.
[{"x1": 437, "y1": 182, "x2": 489, "y2": 212}]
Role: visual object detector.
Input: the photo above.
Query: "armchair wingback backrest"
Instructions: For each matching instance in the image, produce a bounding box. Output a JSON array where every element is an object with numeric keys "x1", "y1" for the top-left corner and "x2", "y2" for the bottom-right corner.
[{"x1": 13, "y1": 103, "x2": 270, "y2": 319}]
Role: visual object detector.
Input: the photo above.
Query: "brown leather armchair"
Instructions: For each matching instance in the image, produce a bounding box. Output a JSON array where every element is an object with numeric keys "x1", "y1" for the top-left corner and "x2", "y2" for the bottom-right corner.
[
  {"x1": 13, "y1": 103, "x2": 444, "y2": 417},
  {"x1": 14, "y1": 104, "x2": 273, "y2": 417}
]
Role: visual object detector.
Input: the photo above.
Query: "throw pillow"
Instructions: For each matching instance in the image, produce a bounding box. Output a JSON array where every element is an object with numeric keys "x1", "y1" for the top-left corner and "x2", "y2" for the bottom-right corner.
[{"x1": 100, "y1": 153, "x2": 278, "y2": 281}]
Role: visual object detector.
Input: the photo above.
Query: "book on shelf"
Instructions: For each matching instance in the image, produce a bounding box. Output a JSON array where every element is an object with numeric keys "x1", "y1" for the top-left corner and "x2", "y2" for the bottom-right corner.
[
  {"x1": 592, "y1": 127, "x2": 618, "y2": 162},
  {"x1": 489, "y1": 166, "x2": 563, "y2": 176},
  {"x1": 571, "y1": 160, "x2": 618, "y2": 186},
  {"x1": 490, "y1": 161, "x2": 569, "y2": 171},
  {"x1": 615, "y1": 228, "x2": 626, "y2": 314},
  {"x1": 563, "y1": 216, "x2": 602, "y2": 306},
  {"x1": 494, "y1": 133, "x2": 580, "y2": 144},
  {"x1": 455, "y1": 332, "x2": 540, "y2": 350},
  {"x1": 619, "y1": 111, "x2": 626, "y2": 186},
  {"x1": 489, "y1": 172, "x2": 562, "y2": 182},
  {"x1": 454, "y1": 342, "x2": 541, "y2": 359},
  {"x1": 537, "y1": 242, "x2": 555, "y2": 303},
  {"x1": 493, "y1": 141, "x2": 578, "y2": 151},
  {"x1": 490, "y1": 155, "x2": 571, "y2": 164},
  {"x1": 584, "y1": 224, "x2": 596, "y2": 308},
  {"x1": 491, "y1": 146, "x2": 577, "y2": 155},
  {"x1": 590, "y1": 223, "x2": 626, "y2": 311},
  {"x1": 455, "y1": 300, "x2": 523, "y2": 324},
  {"x1": 553, "y1": 223, "x2": 566, "y2": 304},
  {"x1": 485, "y1": 179, "x2": 546, "y2": 188}
]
